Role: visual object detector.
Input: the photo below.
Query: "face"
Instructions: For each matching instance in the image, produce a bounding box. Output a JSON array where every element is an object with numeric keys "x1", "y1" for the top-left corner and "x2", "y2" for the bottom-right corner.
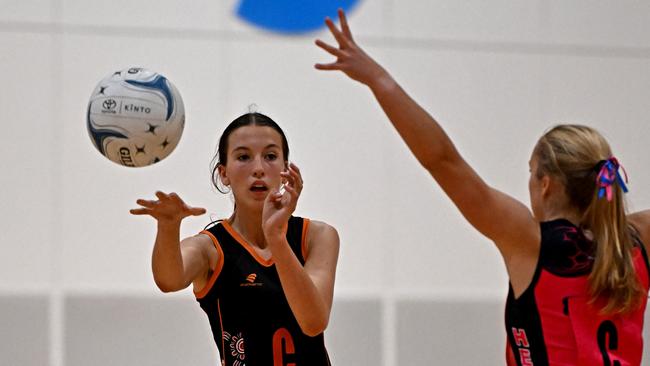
[
  {"x1": 528, "y1": 154, "x2": 544, "y2": 220},
  {"x1": 218, "y1": 125, "x2": 287, "y2": 209}
]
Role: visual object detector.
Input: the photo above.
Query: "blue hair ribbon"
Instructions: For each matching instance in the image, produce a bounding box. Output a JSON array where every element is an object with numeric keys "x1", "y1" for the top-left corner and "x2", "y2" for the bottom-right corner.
[{"x1": 596, "y1": 157, "x2": 628, "y2": 201}]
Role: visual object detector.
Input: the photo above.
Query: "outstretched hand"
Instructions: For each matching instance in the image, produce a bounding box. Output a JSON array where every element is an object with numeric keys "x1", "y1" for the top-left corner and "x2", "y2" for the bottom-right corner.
[
  {"x1": 262, "y1": 162, "x2": 304, "y2": 240},
  {"x1": 314, "y1": 9, "x2": 388, "y2": 87},
  {"x1": 130, "y1": 191, "x2": 206, "y2": 224}
]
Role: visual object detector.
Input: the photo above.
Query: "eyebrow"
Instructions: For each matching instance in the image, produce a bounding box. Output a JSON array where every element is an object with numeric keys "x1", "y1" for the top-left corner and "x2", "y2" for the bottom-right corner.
[{"x1": 231, "y1": 144, "x2": 280, "y2": 152}]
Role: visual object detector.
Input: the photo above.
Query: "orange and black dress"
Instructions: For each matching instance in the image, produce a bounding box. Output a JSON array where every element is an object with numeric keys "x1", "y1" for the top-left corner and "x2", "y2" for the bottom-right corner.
[{"x1": 196, "y1": 216, "x2": 331, "y2": 366}]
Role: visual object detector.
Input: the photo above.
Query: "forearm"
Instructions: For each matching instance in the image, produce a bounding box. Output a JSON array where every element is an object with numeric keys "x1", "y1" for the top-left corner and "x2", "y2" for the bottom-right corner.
[
  {"x1": 151, "y1": 221, "x2": 187, "y2": 292},
  {"x1": 368, "y1": 72, "x2": 460, "y2": 172},
  {"x1": 268, "y1": 237, "x2": 330, "y2": 336}
]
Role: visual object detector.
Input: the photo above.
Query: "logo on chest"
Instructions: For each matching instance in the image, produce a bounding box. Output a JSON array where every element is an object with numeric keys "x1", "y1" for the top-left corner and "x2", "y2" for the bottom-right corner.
[{"x1": 240, "y1": 273, "x2": 263, "y2": 287}]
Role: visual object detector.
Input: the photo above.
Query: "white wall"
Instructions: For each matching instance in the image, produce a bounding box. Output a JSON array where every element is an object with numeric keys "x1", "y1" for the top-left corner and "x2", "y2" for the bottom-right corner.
[{"x1": 1, "y1": 0, "x2": 650, "y2": 365}]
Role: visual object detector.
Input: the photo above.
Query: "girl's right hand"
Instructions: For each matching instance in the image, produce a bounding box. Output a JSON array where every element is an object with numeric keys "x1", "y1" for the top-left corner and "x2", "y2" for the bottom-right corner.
[
  {"x1": 130, "y1": 191, "x2": 206, "y2": 224},
  {"x1": 314, "y1": 9, "x2": 389, "y2": 88}
]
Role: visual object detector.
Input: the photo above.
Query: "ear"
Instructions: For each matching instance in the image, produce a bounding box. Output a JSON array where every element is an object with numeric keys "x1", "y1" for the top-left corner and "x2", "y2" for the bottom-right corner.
[
  {"x1": 218, "y1": 164, "x2": 230, "y2": 186},
  {"x1": 540, "y1": 175, "x2": 551, "y2": 198}
]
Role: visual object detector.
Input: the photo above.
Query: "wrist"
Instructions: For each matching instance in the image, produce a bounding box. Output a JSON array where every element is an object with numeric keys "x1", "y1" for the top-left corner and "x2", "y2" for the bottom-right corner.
[
  {"x1": 157, "y1": 218, "x2": 182, "y2": 231},
  {"x1": 368, "y1": 69, "x2": 396, "y2": 94},
  {"x1": 264, "y1": 231, "x2": 285, "y2": 244},
  {"x1": 262, "y1": 220, "x2": 288, "y2": 239},
  {"x1": 266, "y1": 236, "x2": 293, "y2": 260}
]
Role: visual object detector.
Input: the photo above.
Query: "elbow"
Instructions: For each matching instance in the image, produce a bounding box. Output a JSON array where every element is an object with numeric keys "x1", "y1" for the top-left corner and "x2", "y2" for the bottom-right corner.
[
  {"x1": 419, "y1": 157, "x2": 441, "y2": 175},
  {"x1": 157, "y1": 284, "x2": 176, "y2": 293},
  {"x1": 299, "y1": 316, "x2": 329, "y2": 337},
  {"x1": 418, "y1": 148, "x2": 445, "y2": 172},
  {"x1": 419, "y1": 157, "x2": 438, "y2": 173},
  {"x1": 154, "y1": 278, "x2": 185, "y2": 293}
]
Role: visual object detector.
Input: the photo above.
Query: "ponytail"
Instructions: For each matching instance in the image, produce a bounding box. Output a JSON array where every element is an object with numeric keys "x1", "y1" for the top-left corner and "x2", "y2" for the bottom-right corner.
[
  {"x1": 535, "y1": 125, "x2": 644, "y2": 314},
  {"x1": 583, "y1": 158, "x2": 642, "y2": 314}
]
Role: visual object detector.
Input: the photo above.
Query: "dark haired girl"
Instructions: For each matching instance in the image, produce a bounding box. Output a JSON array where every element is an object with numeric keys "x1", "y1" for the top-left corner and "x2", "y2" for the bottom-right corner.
[{"x1": 131, "y1": 112, "x2": 339, "y2": 365}]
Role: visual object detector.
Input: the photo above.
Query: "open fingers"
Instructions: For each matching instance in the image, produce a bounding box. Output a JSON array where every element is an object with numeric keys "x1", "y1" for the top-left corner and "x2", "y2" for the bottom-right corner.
[
  {"x1": 154, "y1": 191, "x2": 187, "y2": 207},
  {"x1": 287, "y1": 164, "x2": 303, "y2": 188},
  {"x1": 338, "y1": 9, "x2": 353, "y2": 41},
  {"x1": 129, "y1": 208, "x2": 151, "y2": 215},
  {"x1": 135, "y1": 198, "x2": 158, "y2": 208},
  {"x1": 281, "y1": 170, "x2": 297, "y2": 188},
  {"x1": 281, "y1": 178, "x2": 302, "y2": 200},
  {"x1": 282, "y1": 165, "x2": 303, "y2": 186},
  {"x1": 265, "y1": 188, "x2": 284, "y2": 206},
  {"x1": 168, "y1": 192, "x2": 181, "y2": 201},
  {"x1": 282, "y1": 183, "x2": 300, "y2": 205},
  {"x1": 324, "y1": 16, "x2": 349, "y2": 49},
  {"x1": 289, "y1": 162, "x2": 302, "y2": 175},
  {"x1": 314, "y1": 62, "x2": 343, "y2": 71},
  {"x1": 315, "y1": 39, "x2": 345, "y2": 58},
  {"x1": 188, "y1": 207, "x2": 207, "y2": 216}
]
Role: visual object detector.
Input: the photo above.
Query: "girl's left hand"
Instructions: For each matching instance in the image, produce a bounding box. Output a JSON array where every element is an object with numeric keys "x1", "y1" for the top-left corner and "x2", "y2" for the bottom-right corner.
[
  {"x1": 314, "y1": 9, "x2": 388, "y2": 88},
  {"x1": 262, "y1": 162, "x2": 304, "y2": 240}
]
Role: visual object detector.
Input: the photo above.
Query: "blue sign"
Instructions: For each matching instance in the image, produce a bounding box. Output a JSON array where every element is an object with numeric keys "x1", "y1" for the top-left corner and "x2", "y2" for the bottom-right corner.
[{"x1": 236, "y1": 0, "x2": 360, "y2": 34}]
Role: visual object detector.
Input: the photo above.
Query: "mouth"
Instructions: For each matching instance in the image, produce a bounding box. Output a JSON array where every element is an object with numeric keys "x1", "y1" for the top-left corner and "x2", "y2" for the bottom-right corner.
[{"x1": 250, "y1": 182, "x2": 269, "y2": 192}]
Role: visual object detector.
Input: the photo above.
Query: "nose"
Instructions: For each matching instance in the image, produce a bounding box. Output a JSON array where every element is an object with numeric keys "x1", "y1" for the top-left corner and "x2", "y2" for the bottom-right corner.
[{"x1": 252, "y1": 156, "x2": 264, "y2": 178}]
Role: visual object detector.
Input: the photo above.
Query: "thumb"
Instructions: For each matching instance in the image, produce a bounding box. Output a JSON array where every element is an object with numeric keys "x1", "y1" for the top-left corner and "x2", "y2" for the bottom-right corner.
[{"x1": 188, "y1": 207, "x2": 207, "y2": 216}]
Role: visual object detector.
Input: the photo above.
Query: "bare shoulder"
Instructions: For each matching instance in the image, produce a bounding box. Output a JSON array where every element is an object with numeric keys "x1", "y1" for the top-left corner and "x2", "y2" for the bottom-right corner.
[
  {"x1": 307, "y1": 220, "x2": 340, "y2": 244},
  {"x1": 303, "y1": 220, "x2": 340, "y2": 276},
  {"x1": 181, "y1": 232, "x2": 215, "y2": 249},
  {"x1": 628, "y1": 209, "x2": 650, "y2": 247},
  {"x1": 305, "y1": 220, "x2": 340, "y2": 259},
  {"x1": 180, "y1": 232, "x2": 219, "y2": 265}
]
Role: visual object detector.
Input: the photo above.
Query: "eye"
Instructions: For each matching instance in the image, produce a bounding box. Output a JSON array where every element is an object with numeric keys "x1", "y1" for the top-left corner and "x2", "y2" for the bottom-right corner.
[
  {"x1": 236, "y1": 154, "x2": 250, "y2": 162},
  {"x1": 265, "y1": 152, "x2": 278, "y2": 161}
]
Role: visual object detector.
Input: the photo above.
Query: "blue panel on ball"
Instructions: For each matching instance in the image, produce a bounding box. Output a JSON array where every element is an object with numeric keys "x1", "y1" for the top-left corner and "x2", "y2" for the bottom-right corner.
[
  {"x1": 125, "y1": 75, "x2": 174, "y2": 121},
  {"x1": 87, "y1": 121, "x2": 128, "y2": 155},
  {"x1": 87, "y1": 105, "x2": 127, "y2": 155},
  {"x1": 236, "y1": 0, "x2": 360, "y2": 34}
]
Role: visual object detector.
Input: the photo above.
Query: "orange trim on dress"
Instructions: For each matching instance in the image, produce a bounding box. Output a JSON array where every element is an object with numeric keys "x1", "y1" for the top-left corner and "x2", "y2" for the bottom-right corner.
[
  {"x1": 194, "y1": 230, "x2": 225, "y2": 299},
  {"x1": 217, "y1": 298, "x2": 226, "y2": 365},
  {"x1": 301, "y1": 218, "x2": 311, "y2": 261},
  {"x1": 221, "y1": 220, "x2": 274, "y2": 267}
]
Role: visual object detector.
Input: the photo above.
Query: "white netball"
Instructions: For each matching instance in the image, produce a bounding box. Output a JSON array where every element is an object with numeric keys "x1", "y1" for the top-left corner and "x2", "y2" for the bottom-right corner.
[{"x1": 86, "y1": 67, "x2": 185, "y2": 167}]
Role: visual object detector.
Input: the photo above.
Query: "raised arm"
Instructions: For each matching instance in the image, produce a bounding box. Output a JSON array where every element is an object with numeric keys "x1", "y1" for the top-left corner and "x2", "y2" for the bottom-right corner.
[
  {"x1": 314, "y1": 10, "x2": 538, "y2": 258},
  {"x1": 130, "y1": 191, "x2": 213, "y2": 292},
  {"x1": 262, "y1": 164, "x2": 340, "y2": 337}
]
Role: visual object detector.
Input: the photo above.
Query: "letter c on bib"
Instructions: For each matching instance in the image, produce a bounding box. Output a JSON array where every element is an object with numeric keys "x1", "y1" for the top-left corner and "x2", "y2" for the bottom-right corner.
[{"x1": 273, "y1": 327, "x2": 295, "y2": 366}]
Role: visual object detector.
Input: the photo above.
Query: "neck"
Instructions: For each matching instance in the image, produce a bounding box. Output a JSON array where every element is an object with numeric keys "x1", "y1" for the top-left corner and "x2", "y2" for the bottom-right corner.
[
  {"x1": 541, "y1": 205, "x2": 581, "y2": 226},
  {"x1": 228, "y1": 206, "x2": 267, "y2": 249}
]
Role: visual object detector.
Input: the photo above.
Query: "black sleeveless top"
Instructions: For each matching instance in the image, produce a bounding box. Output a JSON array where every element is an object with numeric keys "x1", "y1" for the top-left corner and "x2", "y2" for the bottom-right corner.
[{"x1": 195, "y1": 216, "x2": 331, "y2": 366}]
